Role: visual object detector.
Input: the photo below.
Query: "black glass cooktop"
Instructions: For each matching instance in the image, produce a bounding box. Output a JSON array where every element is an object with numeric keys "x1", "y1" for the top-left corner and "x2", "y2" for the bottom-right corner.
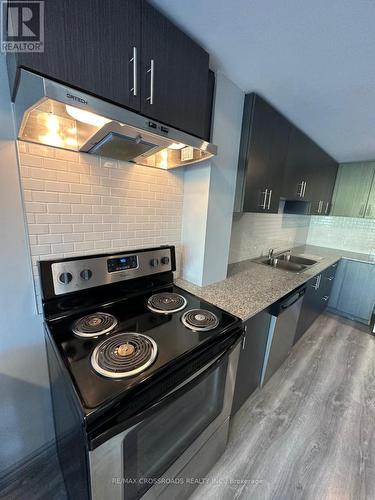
[{"x1": 47, "y1": 285, "x2": 240, "y2": 412}]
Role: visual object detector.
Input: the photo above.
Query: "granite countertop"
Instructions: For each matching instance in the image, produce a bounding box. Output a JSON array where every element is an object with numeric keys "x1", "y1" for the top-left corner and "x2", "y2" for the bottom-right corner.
[{"x1": 176, "y1": 245, "x2": 375, "y2": 322}]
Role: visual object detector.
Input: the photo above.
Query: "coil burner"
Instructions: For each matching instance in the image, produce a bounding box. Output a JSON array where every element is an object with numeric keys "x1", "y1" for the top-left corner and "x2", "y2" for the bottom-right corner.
[
  {"x1": 72, "y1": 312, "x2": 118, "y2": 338},
  {"x1": 147, "y1": 292, "x2": 187, "y2": 314},
  {"x1": 181, "y1": 309, "x2": 219, "y2": 332},
  {"x1": 91, "y1": 333, "x2": 158, "y2": 379}
]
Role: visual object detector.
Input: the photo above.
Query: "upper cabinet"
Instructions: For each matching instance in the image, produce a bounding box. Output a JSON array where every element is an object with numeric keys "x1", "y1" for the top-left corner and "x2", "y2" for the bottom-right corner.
[
  {"x1": 140, "y1": 1, "x2": 209, "y2": 138},
  {"x1": 282, "y1": 126, "x2": 315, "y2": 201},
  {"x1": 6, "y1": 0, "x2": 211, "y2": 140},
  {"x1": 234, "y1": 93, "x2": 338, "y2": 214},
  {"x1": 234, "y1": 94, "x2": 291, "y2": 213},
  {"x1": 7, "y1": 0, "x2": 142, "y2": 111},
  {"x1": 282, "y1": 126, "x2": 338, "y2": 215},
  {"x1": 331, "y1": 162, "x2": 375, "y2": 219},
  {"x1": 366, "y1": 173, "x2": 375, "y2": 219}
]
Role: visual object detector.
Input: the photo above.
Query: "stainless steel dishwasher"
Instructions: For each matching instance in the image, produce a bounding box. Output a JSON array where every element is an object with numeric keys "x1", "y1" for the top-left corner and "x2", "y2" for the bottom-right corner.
[{"x1": 261, "y1": 285, "x2": 306, "y2": 386}]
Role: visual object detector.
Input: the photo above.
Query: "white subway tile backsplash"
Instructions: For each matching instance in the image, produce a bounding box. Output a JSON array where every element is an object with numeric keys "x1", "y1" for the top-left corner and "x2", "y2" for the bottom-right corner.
[
  {"x1": 28, "y1": 224, "x2": 49, "y2": 235},
  {"x1": 35, "y1": 214, "x2": 60, "y2": 224},
  {"x1": 63, "y1": 233, "x2": 84, "y2": 243},
  {"x1": 71, "y1": 204, "x2": 92, "y2": 214},
  {"x1": 32, "y1": 191, "x2": 59, "y2": 203},
  {"x1": 45, "y1": 180, "x2": 70, "y2": 192},
  {"x1": 18, "y1": 141, "x2": 184, "y2": 310},
  {"x1": 49, "y1": 224, "x2": 73, "y2": 234},
  {"x1": 51, "y1": 243, "x2": 75, "y2": 254},
  {"x1": 38, "y1": 234, "x2": 62, "y2": 244},
  {"x1": 22, "y1": 178, "x2": 45, "y2": 190},
  {"x1": 47, "y1": 203, "x2": 71, "y2": 214},
  {"x1": 70, "y1": 183, "x2": 92, "y2": 194},
  {"x1": 43, "y1": 157, "x2": 68, "y2": 171}
]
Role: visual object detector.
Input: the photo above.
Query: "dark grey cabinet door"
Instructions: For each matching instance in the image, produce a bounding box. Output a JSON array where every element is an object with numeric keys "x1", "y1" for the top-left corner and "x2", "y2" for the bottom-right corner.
[
  {"x1": 309, "y1": 150, "x2": 338, "y2": 215},
  {"x1": 282, "y1": 126, "x2": 313, "y2": 201},
  {"x1": 236, "y1": 94, "x2": 291, "y2": 213},
  {"x1": 8, "y1": 0, "x2": 142, "y2": 111},
  {"x1": 282, "y1": 125, "x2": 338, "y2": 213},
  {"x1": 231, "y1": 311, "x2": 271, "y2": 415},
  {"x1": 294, "y1": 276, "x2": 321, "y2": 344},
  {"x1": 140, "y1": 0, "x2": 209, "y2": 138},
  {"x1": 294, "y1": 263, "x2": 338, "y2": 344}
]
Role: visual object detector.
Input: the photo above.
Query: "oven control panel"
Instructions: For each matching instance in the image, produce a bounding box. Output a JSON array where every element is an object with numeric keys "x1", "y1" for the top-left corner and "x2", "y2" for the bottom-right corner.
[
  {"x1": 107, "y1": 255, "x2": 138, "y2": 273},
  {"x1": 48, "y1": 247, "x2": 174, "y2": 297}
]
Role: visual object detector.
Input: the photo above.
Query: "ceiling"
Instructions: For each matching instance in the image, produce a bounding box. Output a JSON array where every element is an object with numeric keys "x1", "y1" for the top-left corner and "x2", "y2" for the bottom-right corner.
[{"x1": 150, "y1": 0, "x2": 375, "y2": 163}]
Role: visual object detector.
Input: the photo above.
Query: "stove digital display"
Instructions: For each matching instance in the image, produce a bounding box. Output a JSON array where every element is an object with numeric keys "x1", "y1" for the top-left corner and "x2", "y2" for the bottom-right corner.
[{"x1": 107, "y1": 255, "x2": 138, "y2": 273}]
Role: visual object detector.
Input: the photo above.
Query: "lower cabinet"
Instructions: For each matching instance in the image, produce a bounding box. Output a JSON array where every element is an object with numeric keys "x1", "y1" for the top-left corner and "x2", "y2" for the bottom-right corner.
[
  {"x1": 328, "y1": 260, "x2": 375, "y2": 324},
  {"x1": 294, "y1": 262, "x2": 338, "y2": 344},
  {"x1": 231, "y1": 311, "x2": 271, "y2": 416}
]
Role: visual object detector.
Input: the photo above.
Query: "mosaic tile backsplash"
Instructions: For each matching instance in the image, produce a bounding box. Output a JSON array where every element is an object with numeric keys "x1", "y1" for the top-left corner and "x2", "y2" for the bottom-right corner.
[
  {"x1": 229, "y1": 213, "x2": 311, "y2": 264},
  {"x1": 307, "y1": 216, "x2": 375, "y2": 255}
]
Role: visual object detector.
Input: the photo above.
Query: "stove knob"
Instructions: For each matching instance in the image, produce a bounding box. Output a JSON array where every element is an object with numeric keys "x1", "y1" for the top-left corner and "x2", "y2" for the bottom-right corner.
[
  {"x1": 150, "y1": 258, "x2": 159, "y2": 267},
  {"x1": 59, "y1": 272, "x2": 72, "y2": 284},
  {"x1": 161, "y1": 256, "x2": 170, "y2": 265},
  {"x1": 80, "y1": 269, "x2": 92, "y2": 281}
]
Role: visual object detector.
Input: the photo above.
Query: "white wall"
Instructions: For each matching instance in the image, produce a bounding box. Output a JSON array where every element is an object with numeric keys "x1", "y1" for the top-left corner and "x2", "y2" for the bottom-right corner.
[
  {"x1": 307, "y1": 215, "x2": 375, "y2": 255},
  {"x1": 202, "y1": 74, "x2": 244, "y2": 284},
  {"x1": 229, "y1": 213, "x2": 311, "y2": 263},
  {"x1": 181, "y1": 73, "x2": 244, "y2": 284},
  {"x1": 181, "y1": 164, "x2": 211, "y2": 284},
  {"x1": 0, "y1": 55, "x2": 54, "y2": 476}
]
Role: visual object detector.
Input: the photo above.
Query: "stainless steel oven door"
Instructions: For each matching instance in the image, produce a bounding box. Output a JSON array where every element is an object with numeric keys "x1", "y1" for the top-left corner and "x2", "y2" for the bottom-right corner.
[{"x1": 89, "y1": 340, "x2": 241, "y2": 500}]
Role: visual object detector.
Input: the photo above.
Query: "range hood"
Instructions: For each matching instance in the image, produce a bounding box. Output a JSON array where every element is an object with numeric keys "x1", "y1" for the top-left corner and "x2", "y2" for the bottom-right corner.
[{"x1": 13, "y1": 70, "x2": 217, "y2": 169}]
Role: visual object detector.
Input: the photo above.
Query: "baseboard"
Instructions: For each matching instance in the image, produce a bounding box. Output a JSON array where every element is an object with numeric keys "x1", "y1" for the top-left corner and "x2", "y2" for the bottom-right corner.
[
  {"x1": 0, "y1": 438, "x2": 57, "y2": 490},
  {"x1": 326, "y1": 307, "x2": 370, "y2": 326}
]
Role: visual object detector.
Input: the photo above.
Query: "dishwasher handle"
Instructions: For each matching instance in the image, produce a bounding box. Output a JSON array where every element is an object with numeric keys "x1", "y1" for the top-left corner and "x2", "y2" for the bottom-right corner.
[
  {"x1": 281, "y1": 288, "x2": 305, "y2": 310},
  {"x1": 269, "y1": 286, "x2": 306, "y2": 316}
]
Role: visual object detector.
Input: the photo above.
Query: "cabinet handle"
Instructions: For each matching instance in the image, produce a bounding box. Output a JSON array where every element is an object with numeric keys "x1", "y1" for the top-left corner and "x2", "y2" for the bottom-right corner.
[
  {"x1": 359, "y1": 204, "x2": 365, "y2": 217},
  {"x1": 297, "y1": 181, "x2": 305, "y2": 198},
  {"x1": 366, "y1": 205, "x2": 372, "y2": 217},
  {"x1": 325, "y1": 202, "x2": 330, "y2": 215},
  {"x1": 130, "y1": 46, "x2": 138, "y2": 96},
  {"x1": 267, "y1": 189, "x2": 273, "y2": 210},
  {"x1": 312, "y1": 274, "x2": 321, "y2": 290},
  {"x1": 317, "y1": 200, "x2": 323, "y2": 214},
  {"x1": 302, "y1": 181, "x2": 307, "y2": 197},
  {"x1": 146, "y1": 59, "x2": 155, "y2": 105},
  {"x1": 322, "y1": 296, "x2": 329, "y2": 302},
  {"x1": 242, "y1": 336, "x2": 246, "y2": 350},
  {"x1": 259, "y1": 189, "x2": 268, "y2": 209}
]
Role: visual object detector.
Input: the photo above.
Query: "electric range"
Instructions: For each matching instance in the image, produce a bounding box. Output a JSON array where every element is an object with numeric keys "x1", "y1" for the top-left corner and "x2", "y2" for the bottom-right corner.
[{"x1": 41, "y1": 246, "x2": 243, "y2": 500}]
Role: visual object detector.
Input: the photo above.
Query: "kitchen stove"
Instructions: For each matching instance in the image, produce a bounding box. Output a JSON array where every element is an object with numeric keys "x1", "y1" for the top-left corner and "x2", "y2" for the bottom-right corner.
[{"x1": 40, "y1": 246, "x2": 243, "y2": 500}]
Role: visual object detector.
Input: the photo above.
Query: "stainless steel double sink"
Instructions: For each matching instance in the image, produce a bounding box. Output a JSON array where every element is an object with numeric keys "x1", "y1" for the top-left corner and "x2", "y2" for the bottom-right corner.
[{"x1": 253, "y1": 251, "x2": 319, "y2": 273}]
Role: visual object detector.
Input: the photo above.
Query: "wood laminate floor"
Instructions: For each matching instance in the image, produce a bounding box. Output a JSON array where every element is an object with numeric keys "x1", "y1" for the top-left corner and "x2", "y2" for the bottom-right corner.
[{"x1": 190, "y1": 313, "x2": 375, "y2": 500}]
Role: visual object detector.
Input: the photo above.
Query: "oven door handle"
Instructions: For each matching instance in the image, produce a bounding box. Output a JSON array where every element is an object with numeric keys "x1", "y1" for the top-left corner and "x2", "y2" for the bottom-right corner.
[{"x1": 89, "y1": 330, "x2": 242, "y2": 449}]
